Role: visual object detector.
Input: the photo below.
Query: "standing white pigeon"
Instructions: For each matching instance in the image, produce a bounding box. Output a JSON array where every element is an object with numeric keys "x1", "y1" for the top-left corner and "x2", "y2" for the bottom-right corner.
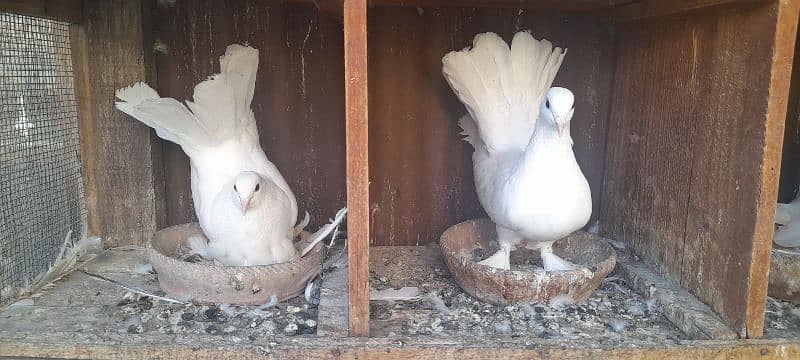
[
  {"x1": 115, "y1": 44, "x2": 305, "y2": 266},
  {"x1": 442, "y1": 31, "x2": 592, "y2": 271}
]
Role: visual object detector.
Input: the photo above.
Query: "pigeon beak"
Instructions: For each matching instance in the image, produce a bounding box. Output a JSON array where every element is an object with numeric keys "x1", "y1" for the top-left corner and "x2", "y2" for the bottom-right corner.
[
  {"x1": 556, "y1": 118, "x2": 566, "y2": 137},
  {"x1": 240, "y1": 198, "x2": 251, "y2": 214}
]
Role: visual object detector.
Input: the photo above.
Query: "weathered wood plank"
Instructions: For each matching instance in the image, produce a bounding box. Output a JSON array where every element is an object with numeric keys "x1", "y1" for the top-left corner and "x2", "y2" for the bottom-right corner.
[
  {"x1": 0, "y1": 0, "x2": 83, "y2": 23},
  {"x1": 614, "y1": 0, "x2": 772, "y2": 23},
  {"x1": 344, "y1": 0, "x2": 370, "y2": 337},
  {"x1": 2, "y1": 326, "x2": 800, "y2": 359},
  {"x1": 368, "y1": 0, "x2": 631, "y2": 10},
  {"x1": 316, "y1": 259, "x2": 349, "y2": 337},
  {"x1": 76, "y1": 0, "x2": 164, "y2": 247},
  {"x1": 369, "y1": 9, "x2": 614, "y2": 246},
  {"x1": 601, "y1": 1, "x2": 797, "y2": 338},
  {"x1": 746, "y1": 0, "x2": 800, "y2": 338},
  {"x1": 615, "y1": 252, "x2": 738, "y2": 340}
]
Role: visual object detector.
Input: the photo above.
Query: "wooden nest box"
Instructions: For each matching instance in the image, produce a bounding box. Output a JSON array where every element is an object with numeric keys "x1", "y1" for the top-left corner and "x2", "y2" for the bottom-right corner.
[{"x1": 1, "y1": 0, "x2": 799, "y2": 358}]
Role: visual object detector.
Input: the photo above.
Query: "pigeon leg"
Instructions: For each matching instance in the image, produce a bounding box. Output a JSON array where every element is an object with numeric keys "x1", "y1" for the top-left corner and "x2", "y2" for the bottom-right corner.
[
  {"x1": 539, "y1": 241, "x2": 580, "y2": 271},
  {"x1": 477, "y1": 226, "x2": 521, "y2": 270}
]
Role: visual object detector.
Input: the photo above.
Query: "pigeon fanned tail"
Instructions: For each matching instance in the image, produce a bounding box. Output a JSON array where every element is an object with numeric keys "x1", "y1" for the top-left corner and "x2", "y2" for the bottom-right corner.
[{"x1": 442, "y1": 31, "x2": 565, "y2": 153}]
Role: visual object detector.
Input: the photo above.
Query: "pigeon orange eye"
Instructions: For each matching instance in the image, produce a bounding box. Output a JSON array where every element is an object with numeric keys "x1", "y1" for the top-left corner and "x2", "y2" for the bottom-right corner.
[{"x1": 255, "y1": 184, "x2": 260, "y2": 192}]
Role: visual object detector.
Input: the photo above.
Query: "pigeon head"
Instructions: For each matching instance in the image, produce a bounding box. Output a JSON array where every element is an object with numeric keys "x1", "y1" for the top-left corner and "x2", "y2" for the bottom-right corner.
[
  {"x1": 539, "y1": 87, "x2": 575, "y2": 138},
  {"x1": 232, "y1": 171, "x2": 263, "y2": 214}
]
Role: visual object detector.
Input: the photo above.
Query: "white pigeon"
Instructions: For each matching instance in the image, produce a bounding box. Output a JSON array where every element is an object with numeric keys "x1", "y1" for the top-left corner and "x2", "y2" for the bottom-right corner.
[
  {"x1": 442, "y1": 31, "x2": 592, "y2": 271},
  {"x1": 115, "y1": 44, "x2": 306, "y2": 266},
  {"x1": 774, "y1": 191, "x2": 800, "y2": 248}
]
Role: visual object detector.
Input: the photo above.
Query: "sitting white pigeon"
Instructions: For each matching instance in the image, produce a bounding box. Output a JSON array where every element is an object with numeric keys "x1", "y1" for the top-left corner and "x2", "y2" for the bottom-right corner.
[
  {"x1": 115, "y1": 44, "x2": 308, "y2": 266},
  {"x1": 774, "y1": 190, "x2": 800, "y2": 248},
  {"x1": 442, "y1": 31, "x2": 592, "y2": 271}
]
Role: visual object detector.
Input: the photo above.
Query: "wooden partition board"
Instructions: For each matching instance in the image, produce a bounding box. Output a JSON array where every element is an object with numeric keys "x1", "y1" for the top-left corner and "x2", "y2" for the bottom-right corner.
[
  {"x1": 367, "y1": 7, "x2": 615, "y2": 246},
  {"x1": 344, "y1": 0, "x2": 370, "y2": 337},
  {"x1": 70, "y1": 0, "x2": 165, "y2": 247},
  {"x1": 600, "y1": 1, "x2": 799, "y2": 338},
  {"x1": 153, "y1": 0, "x2": 347, "y2": 229}
]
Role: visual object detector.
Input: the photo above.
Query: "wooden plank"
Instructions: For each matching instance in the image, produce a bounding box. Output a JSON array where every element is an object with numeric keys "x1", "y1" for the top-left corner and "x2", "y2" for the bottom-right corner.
[
  {"x1": 746, "y1": 0, "x2": 800, "y2": 338},
  {"x1": 368, "y1": 0, "x2": 632, "y2": 10},
  {"x1": 2, "y1": 333, "x2": 800, "y2": 360},
  {"x1": 601, "y1": 1, "x2": 798, "y2": 338},
  {"x1": 615, "y1": 252, "x2": 738, "y2": 340},
  {"x1": 77, "y1": 0, "x2": 163, "y2": 246},
  {"x1": 69, "y1": 24, "x2": 100, "y2": 236},
  {"x1": 316, "y1": 257, "x2": 350, "y2": 337},
  {"x1": 0, "y1": 0, "x2": 83, "y2": 23},
  {"x1": 344, "y1": 0, "x2": 370, "y2": 337},
  {"x1": 153, "y1": 1, "x2": 346, "y2": 229},
  {"x1": 614, "y1": 0, "x2": 772, "y2": 23},
  {"x1": 369, "y1": 9, "x2": 614, "y2": 246}
]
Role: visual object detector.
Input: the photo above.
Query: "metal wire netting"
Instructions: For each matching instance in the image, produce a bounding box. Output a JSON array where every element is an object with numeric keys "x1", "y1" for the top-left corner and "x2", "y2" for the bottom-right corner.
[{"x1": 0, "y1": 13, "x2": 86, "y2": 305}]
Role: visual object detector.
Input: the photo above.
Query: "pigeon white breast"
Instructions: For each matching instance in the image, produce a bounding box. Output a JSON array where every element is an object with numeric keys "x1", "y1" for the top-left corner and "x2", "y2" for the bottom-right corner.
[
  {"x1": 115, "y1": 44, "x2": 302, "y2": 266},
  {"x1": 442, "y1": 31, "x2": 592, "y2": 271}
]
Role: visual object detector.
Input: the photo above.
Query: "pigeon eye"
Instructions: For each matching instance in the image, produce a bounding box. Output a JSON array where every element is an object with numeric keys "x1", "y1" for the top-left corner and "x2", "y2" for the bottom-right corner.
[
  {"x1": 234, "y1": 185, "x2": 238, "y2": 192},
  {"x1": 545, "y1": 100, "x2": 550, "y2": 109},
  {"x1": 255, "y1": 184, "x2": 260, "y2": 192}
]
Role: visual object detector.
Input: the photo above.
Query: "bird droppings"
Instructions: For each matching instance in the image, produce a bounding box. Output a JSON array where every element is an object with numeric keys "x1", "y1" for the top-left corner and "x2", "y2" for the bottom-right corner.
[
  {"x1": 763, "y1": 297, "x2": 800, "y2": 338},
  {"x1": 112, "y1": 285, "x2": 320, "y2": 339},
  {"x1": 369, "y1": 262, "x2": 687, "y2": 342}
]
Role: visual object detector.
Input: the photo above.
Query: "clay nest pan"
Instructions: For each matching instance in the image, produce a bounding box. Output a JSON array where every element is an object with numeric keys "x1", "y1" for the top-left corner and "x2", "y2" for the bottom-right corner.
[
  {"x1": 149, "y1": 222, "x2": 323, "y2": 305},
  {"x1": 440, "y1": 218, "x2": 616, "y2": 306},
  {"x1": 769, "y1": 246, "x2": 800, "y2": 303}
]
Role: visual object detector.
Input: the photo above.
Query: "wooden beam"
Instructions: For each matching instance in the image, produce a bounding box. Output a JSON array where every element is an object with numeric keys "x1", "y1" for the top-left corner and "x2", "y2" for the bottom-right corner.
[
  {"x1": 0, "y1": 0, "x2": 82, "y2": 23},
  {"x1": 69, "y1": 24, "x2": 100, "y2": 236},
  {"x1": 369, "y1": 0, "x2": 632, "y2": 10},
  {"x1": 746, "y1": 0, "x2": 800, "y2": 338},
  {"x1": 614, "y1": 0, "x2": 772, "y2": 23},
  {"x1": 344, "y1": 0, "x2": 370, "y2": 337},
  {"x1": 616, "y1": 253, "x2": 737, "y2": 340},
  {"x1": 1, "y1": 331, "x2": 800, "y2": 359}
]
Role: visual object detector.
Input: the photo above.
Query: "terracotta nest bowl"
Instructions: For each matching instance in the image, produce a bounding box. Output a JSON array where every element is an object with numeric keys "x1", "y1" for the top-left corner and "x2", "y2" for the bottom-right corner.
[
  {"x1": 149, "y1": 222, "x2": 323, "y2": 305},
  {"x1": 440, "y1": 218, "x2": 617, "y2": 306},
  {"x1": 769, "y1": 246, "x2": 800, "y2": 303}
]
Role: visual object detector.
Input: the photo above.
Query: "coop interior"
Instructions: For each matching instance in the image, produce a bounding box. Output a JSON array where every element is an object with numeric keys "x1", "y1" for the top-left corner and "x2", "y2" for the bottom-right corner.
[{"x1": 1, "y1": 0, "x2": 800, "y2": 358}]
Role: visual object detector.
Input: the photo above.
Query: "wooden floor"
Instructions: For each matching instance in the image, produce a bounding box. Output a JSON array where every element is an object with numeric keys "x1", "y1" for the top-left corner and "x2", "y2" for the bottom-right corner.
[{"x1": 0, "y1": 247, "x2": 799, "y2": 359}]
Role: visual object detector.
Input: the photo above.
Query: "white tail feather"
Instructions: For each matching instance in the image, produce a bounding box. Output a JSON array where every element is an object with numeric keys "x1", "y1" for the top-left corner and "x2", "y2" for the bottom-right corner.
[
  {"x1": 443, "y1": 31, "x2": 565, "y2": 153},
  {"x1": 115, "y1": 44, "x2": 262, "y2": 155}
]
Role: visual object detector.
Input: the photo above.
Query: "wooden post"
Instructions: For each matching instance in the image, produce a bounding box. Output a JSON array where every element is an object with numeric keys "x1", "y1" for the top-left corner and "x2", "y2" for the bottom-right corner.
[
  {"x1": 745, "y1": 0, "x2": 800, "y2": 338},
  {"x1": 344, "y1": 0, "x2": 369, "y2": 337}
]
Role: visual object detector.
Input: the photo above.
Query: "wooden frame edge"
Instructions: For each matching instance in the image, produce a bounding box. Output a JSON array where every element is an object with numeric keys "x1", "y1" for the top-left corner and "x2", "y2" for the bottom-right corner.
[
  {"x1": 344, "y1": 0, "x2": 370, "y2": 337},
  {"x1": 745, "y1": 0, "x2": 800, "y2": 339},
  {"x1": 613, "y1": 0, "x2": 773, "y2": 23}
]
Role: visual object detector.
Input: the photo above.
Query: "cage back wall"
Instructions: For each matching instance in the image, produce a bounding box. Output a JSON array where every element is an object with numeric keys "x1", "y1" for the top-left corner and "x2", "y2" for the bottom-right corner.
[{"x1": 0, "y1": 0, "x2": 799, "y2": 358}]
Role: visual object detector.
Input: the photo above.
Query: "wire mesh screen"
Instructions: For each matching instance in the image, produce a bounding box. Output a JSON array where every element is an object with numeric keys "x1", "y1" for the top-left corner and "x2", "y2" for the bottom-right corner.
[{"x1": 0, "y1": 13, "x2": 86, "y2": 306}]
